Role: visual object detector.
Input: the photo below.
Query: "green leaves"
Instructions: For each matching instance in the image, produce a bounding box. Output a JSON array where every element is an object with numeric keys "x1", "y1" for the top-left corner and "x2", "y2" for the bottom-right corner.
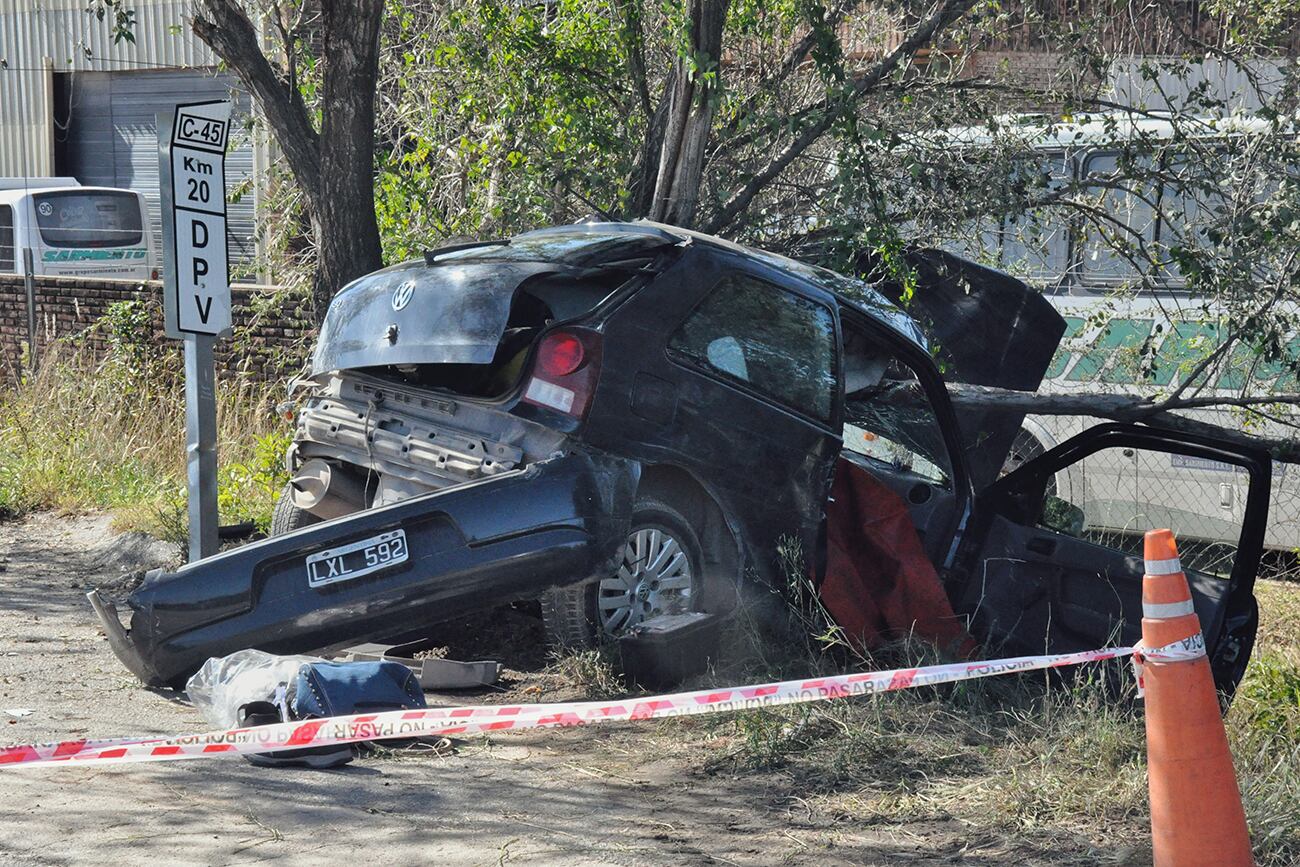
[{"x1": 85, "y1": 0, "x2": 137, "y2": 45}]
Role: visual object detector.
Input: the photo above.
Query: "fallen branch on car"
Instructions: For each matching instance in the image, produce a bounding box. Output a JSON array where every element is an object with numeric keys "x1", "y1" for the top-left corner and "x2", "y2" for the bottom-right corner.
[{"x1": 946, "y1": 383, "x2": 1300, "y2": 462}]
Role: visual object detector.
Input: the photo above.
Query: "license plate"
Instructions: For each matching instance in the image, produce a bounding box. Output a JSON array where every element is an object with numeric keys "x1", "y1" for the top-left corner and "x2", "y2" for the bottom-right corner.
[{"x1": 306, "y1": 529, "x2": 408, "y2": 588}]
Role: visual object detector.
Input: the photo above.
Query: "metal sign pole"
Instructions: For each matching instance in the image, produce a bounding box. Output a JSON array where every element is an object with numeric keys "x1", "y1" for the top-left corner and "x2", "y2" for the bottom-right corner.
[
  {"x1": 184, "y1": 333, "x2": 219, "y2": 561},
  {"x1": 22, "y1": 247, "x2": 36, "y2": 372},
  {"x1": 159, "y1": 103, "x2": 232, "y2": 562}
]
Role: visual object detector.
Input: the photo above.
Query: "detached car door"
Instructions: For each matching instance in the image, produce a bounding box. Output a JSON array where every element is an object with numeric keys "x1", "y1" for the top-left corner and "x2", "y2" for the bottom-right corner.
[{"x1": 952, "y1": 422, "x2": 1269, "y2": 694}]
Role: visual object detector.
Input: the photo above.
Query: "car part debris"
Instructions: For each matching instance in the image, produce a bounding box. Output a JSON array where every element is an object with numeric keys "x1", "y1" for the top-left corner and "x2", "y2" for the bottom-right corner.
[
  {"x1": 288, "y1": 458, "x2": 369, "y2": 520},
  {"x1": 331, "y1": 642, "x2": 501, "y2": 690},
  {"x1": 618, "y1": 612, "x2": 721, "y2": 690},
  {"x1": 91, "y1": 450, "x2": 637, "y2": 688}
]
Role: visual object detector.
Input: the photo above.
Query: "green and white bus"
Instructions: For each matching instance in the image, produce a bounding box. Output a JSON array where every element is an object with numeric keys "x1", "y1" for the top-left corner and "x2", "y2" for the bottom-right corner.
[
  {"x1": 0, "y1": 179, "x2": 157, "y2": 281},
  {"x1": 939, "y1": 114, "x2": 1300, "y2": 573}
]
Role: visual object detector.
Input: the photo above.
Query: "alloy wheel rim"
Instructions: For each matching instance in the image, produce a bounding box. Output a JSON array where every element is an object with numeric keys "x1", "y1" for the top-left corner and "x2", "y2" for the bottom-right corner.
[{"x1": 597, "y1": 526, "x2": 694, "y2": 635}]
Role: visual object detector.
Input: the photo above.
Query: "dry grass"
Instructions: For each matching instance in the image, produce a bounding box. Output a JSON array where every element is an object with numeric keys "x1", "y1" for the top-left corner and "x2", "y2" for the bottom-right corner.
[
  {"x1": 0, "y1": 340, "x2": 291, "y2": 536},
  {"x1": 650, "y1": 581, "x2": 1300, "y2": 865}
]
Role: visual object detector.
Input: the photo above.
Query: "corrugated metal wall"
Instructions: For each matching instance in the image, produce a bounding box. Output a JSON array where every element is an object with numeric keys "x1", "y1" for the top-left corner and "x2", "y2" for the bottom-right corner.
[
  {"x1": 1109, "y1": 57, "x2": 1288, "y2": 113},
  {"x1": 1, "y1": 0, "x2": 263, "y2": 274},
  {"x1": 59, "y1": 69, "x2": 257, "y2": 270},
  {"x1": 0, "y1": 0, "x2": 218, "y2": 178}
]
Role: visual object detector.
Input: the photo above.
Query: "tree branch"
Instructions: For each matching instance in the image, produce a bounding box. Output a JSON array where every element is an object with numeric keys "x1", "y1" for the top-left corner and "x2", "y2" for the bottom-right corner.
[
  {"x1": 700, "y1": 0, "x2": 976, "y2": 235},
  {"x1": 947, "y1": 382, "x2": 1300, "y2": 461},
  {"x1": 192, "y1": 0, "x2": 322, "y2": 201},
  {"x1": 718, "y1": 0, "x2": 861, "y2": 142}
]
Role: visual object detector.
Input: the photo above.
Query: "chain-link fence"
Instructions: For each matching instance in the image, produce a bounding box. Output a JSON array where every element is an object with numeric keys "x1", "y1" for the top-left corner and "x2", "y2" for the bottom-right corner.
[{"x1": 1043, "y1": 443, "x2": 1300, "y2": 582}]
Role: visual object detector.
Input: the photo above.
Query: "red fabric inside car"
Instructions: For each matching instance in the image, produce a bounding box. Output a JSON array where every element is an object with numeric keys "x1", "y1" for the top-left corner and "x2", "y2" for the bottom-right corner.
[{"x1": 819, "y1": 456, "x2": 976, "y2": 656}]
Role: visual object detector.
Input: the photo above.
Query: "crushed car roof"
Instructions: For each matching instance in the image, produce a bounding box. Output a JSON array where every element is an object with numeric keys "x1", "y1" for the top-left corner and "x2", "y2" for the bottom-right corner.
[
  {"x1": 618, "y1": 220, "x2": 929, "y2": 349},
  {"x1": 420, "y1": 220, "x2": 927, "y2": 349}
]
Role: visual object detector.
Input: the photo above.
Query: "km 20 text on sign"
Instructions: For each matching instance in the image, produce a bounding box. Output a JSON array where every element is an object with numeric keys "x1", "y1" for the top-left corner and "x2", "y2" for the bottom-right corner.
[{"x1": 163, "y1": 100, "x2": 232, "y2": 338}]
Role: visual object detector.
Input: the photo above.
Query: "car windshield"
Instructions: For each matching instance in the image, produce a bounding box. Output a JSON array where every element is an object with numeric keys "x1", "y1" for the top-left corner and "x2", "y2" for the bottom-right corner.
[{"x1": 32, "y1": 191, "x2": 144, "y2": 249}]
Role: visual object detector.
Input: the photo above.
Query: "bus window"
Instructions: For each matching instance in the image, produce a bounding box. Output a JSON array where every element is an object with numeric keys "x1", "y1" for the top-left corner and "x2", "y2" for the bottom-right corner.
[
  {"x1": 1079, "y1": 152, "x2": 1158, "y2": 285},
  {"x1": 0, "y1": 205, "x2": 13, "y2": 272},
  {"x1": 1001, "y1": 214, "x2": 1071, "y2": 282},
  {"x1": 31, "y1": 190, "x2": 143, "y2": 249},
  {"x1": 1000, "y1": 153, "x2": 1073, "y2": 283},
  {"x1": 1157, "y1": 156, "x2": 1230, "y2": 285}
]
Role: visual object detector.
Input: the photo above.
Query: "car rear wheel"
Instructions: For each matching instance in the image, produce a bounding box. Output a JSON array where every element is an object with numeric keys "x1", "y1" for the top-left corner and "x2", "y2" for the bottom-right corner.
[
  {"x1": 542, "y1": 497, "x2": 703, "y2": 648},
  {"x1": 269, "y1": 483, "x2": 321, "y2": 536}
]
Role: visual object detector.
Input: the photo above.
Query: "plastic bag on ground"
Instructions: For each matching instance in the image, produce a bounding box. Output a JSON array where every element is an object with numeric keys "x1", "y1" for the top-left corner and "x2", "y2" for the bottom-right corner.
[{"x1": 185, "y1": 649, "x2": 321, "y2": 730}]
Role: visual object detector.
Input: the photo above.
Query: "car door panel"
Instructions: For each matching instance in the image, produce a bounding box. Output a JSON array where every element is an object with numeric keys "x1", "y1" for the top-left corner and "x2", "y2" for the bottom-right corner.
[
  {"x1": 957, "y1": 422, "x2": 1268, "y2": 694},
  {"x1": 961, "y1": 515, "x2": 1233, "y2": 656},
  {"x1": 838, "y1": 450, "x2": 959, "y2": 566},
  {"x1": 584, "y1": 246, "x2": 842, "y2": 584}
]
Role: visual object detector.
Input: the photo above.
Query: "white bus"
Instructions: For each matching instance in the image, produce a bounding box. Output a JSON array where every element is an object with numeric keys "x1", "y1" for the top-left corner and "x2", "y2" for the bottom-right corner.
[
  {"x1": 937, "y1": 115, "x2": 1300, "y2": 574},
  {"x1": 0, "y1": 179, "x2": 157, "y2": 281}
]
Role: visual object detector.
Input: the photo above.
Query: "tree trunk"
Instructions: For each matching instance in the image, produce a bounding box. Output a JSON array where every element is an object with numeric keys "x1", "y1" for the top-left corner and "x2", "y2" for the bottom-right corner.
[
  {"x1": 646, "y1": 0, "x2": 729, "y2": 227},
  {"x1": 193, "y1": 0, "x2": 384, "y2": 324},
  {"x1": 312, "y1": 0, "x2": 384, "y2": 320}
]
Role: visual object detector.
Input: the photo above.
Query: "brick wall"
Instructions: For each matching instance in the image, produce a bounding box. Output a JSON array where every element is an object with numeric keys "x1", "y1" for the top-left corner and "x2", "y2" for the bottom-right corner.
[{"x1": 0, "y1": 275, "x2": 313, "y2": 383}]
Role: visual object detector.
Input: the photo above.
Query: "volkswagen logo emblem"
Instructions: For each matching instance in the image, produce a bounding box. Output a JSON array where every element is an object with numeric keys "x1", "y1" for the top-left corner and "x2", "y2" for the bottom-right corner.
[{"x1": 391, "y1": 280, "x2": 416, "y2": 311}]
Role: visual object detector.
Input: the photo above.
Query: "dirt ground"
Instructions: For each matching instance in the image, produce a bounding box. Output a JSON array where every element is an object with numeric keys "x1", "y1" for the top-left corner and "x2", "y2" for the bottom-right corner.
[{"x1": 0, "y1": 512, "x2": 1141, "y2": 866}]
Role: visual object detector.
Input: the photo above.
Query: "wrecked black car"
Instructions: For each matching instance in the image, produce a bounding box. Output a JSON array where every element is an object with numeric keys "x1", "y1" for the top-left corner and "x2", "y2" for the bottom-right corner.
[{"x1": 90, "y1": 221, "x2": 1268, "y2": 692}]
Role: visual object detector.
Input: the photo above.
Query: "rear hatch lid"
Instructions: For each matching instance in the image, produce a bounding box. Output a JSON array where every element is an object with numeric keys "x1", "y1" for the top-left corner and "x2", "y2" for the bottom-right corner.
[
  {"x1": 865, "y1": 249, "x2": 1067, "y2": 489},
  {"x1": 312, "y1": 226, "x2": 683, "y2": 375}
]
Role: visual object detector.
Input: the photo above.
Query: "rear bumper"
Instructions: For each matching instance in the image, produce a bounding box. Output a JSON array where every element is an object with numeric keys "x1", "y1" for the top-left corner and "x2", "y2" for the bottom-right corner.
[{"x1": 92, "y1": 452, "x2": 639, "y2": 687}]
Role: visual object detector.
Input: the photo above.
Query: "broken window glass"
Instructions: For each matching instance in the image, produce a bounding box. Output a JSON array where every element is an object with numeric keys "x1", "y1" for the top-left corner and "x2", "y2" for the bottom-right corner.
[{"x1": 840, "y1": 328, "x2": 953, "y2": 488}]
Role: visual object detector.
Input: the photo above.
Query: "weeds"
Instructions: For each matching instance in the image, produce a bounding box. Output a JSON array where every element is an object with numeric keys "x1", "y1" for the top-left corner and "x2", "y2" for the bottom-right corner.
[
  {"x1": 0, "y1": 338, "x2": 291, "y2": 535},
  {"x1": 684, "y1": 575, "x2": 1300, "y2": 865},
  {"x1": 544, "y1": 645, "x2": 625, "y2": 699}
]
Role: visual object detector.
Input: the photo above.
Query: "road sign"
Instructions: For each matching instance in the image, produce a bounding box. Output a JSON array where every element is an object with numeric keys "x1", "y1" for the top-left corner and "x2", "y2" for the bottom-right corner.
[
  {"x1": 163, "y1": 101, "x2": 232, "y2": 338},
  {"x1": 159, "y1": 104, "x2": 229, "y2": 562}
]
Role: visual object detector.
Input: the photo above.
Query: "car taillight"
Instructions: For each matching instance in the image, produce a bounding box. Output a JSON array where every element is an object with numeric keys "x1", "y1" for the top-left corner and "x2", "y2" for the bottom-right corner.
[
  {"x1": 536, "y1": 332, "x2": 585, "y2": 378},
  {"x1": 522, "y1": 329, "x2": 601, "y2": 419}
]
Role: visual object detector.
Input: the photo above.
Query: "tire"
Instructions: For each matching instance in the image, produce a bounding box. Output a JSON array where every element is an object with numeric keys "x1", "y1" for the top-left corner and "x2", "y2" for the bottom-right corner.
[
  {"x1": 269, "y1": 483, "x2": 321, "y2": 536},
  {"x1": 542, "y1": 497, "x2": 704, "y2": 648}
]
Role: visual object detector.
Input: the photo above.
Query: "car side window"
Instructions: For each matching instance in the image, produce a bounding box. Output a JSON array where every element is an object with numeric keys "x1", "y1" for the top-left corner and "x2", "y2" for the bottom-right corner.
[
  {"x1": 668, "y1": 274, "x2": 837, "y2": 421},
  {"x1": 840, "y1": 326, "x2": 953, "y2": 489},
  {"x1": 0, "y1": 205, "x2": 14, "y2": 273}
]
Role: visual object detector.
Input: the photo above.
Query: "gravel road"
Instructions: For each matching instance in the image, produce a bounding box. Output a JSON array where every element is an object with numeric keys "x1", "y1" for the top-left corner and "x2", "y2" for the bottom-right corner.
[{"x1": 0, "y1": 512, "x2": 1029, "y2": 866}]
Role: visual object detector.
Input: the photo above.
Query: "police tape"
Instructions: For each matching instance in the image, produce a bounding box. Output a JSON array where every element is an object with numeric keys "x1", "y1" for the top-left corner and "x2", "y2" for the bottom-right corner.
[
  {"x1": 1131, "y1": 631, "x2": 1207, "y2": 697},
  {"x1": 0, "y1": 639, "x2": 1200, "y2": 769}
]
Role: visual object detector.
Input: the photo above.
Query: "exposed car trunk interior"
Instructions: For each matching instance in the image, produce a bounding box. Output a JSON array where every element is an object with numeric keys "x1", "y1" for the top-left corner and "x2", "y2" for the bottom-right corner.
[
  {"x1": 294, "y1": 257, "x2": 659, "y2": 522},
  {"x1": 358, "y1": 273, "x2": 625, "y2": 399},
  {"x1": 290, "y1": 370, "x2": 569, "y2": 517}
]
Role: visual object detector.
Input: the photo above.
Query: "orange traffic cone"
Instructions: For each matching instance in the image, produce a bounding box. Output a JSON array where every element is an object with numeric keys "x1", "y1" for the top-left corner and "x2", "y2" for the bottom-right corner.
[{"x1": 1141, "y1": 528, "x2": 1253, "y2": 866}]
